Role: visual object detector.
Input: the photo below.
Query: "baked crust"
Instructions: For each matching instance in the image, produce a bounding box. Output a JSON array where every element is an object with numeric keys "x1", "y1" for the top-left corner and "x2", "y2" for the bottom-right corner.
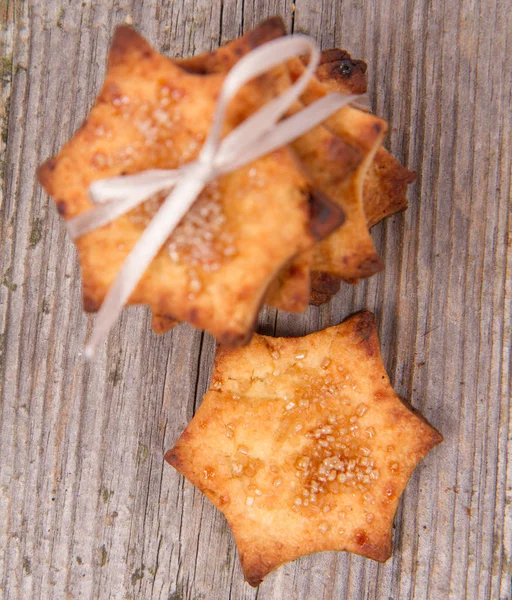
[
  {"x1": 38, "y1": 26, "x2": 340, "y2": 345},
  {"x1": 166, "y1": 311, "x2": 442, "y2": 585}
]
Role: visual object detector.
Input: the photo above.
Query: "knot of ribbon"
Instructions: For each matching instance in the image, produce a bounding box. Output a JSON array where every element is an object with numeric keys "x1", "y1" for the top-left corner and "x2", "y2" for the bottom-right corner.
[{"x1": 68, "y1": 34, "x2": 365, "y2": 358}]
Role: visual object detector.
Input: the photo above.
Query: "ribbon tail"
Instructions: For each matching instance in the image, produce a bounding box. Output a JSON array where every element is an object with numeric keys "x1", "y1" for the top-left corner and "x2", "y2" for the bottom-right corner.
[
  {"x1": 69, "y1": 172, "x2": 182, "y2": 240},
  {"x1": 89, "y1": 170, "x2": 181, "y2": 204},
  {"x1": 352, "y1": 93, "x2": 371, "y2": 112},
  {"x1": 68, "y1": 193, "x2": 153, "y2": 239},
  {"x1": 219, "y1": 93, "x2": 362, "y2": 172},
  {"x1": 84, "y1": 175, "x2": 207, "y2": 358}
]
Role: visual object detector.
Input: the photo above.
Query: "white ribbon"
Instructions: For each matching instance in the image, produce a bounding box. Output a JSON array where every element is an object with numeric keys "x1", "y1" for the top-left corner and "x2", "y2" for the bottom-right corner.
[{"x1": 69, "y1": 34, "x2": 363, "y2": 357}]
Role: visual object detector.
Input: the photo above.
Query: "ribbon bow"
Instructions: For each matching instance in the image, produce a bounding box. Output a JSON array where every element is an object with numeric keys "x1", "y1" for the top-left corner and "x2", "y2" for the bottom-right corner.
[{"x1": 68, "y1": 35, "x2": 364, "y2": 357}]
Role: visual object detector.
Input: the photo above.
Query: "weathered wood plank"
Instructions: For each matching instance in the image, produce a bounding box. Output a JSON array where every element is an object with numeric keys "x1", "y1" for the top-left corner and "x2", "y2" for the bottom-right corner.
[{"x1": 0, "y1": 0, "x2": 510, "y2": 599}]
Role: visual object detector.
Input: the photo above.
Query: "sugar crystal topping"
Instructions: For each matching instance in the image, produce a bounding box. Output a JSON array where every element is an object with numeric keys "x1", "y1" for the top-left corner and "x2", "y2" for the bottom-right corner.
[
  {"x1": 221, "y1": 350, "x2": 393, "y2": 516},
  {"x1": 130, "y1": 180, "x2": 238, "y2": 293},
  {"x1": 97, "y1": 82, "x2": 239, "y2": 289}
]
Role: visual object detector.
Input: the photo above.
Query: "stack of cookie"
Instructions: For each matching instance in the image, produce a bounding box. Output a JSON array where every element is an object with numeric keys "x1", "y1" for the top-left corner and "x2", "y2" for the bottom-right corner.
[
  {"x1": 38, "y1": 18, "x2": 414, "y2": 347},
  {"x1": 38, "y1": 18, "x2": 441, "y2": 587}
]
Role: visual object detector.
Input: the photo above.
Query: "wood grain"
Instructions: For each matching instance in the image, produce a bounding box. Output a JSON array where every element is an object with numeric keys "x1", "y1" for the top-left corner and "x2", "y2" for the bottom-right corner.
[{"x1": 0, "y1": 1, "x2": 510, "y2": 599}]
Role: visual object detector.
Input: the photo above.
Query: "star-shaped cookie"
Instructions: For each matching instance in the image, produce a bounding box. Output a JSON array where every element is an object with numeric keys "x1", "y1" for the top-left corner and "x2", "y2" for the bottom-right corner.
[
  {"x1": 166, "y1": 311, "x2": 442, "y2": 585},
  {"x1": 38, "y1": 26, "x2": 344, "y2": 346}
]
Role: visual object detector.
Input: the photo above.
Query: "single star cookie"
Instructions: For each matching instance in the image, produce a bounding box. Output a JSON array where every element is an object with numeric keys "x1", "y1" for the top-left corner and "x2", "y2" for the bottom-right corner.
[
  {"x1": 38, "y1": 26, "x2": 344, "y2": 346},
  {"x1": 166, "y1": 311, "x2": 442, "y2": 585}
]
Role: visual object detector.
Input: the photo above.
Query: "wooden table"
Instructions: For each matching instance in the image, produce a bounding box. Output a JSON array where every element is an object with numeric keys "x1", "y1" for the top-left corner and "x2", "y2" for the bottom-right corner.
[{"x1": 1, "y1": 1, "x2": 510, "y2": 599}]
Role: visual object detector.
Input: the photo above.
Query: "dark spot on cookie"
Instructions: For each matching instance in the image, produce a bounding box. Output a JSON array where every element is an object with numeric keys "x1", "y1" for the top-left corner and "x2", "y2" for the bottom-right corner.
[
  {"x1": 354, "y1": 529, "x2": 369, "y2": 546},
  {"x1": 338, "y1": 58, "x2": 367, "y2": 77},
  {"x1": 45, "y1": 158, "x2": 57, "y2": 172},
  {"x1": 83, "y1": 294, "x2": 100, "y2": 313},
  {"x1": 353, "y1": 311, "x2": 376, "y2": 345},
  {"x1": 288, "y1": 263, "x2": 304, "y2": 278},
  {"x1": 308, "y1": 189, "x2": 345, "y2": 240},
  {"x1": 339, "y1": 60, "x2": 353, "y2": 76}
]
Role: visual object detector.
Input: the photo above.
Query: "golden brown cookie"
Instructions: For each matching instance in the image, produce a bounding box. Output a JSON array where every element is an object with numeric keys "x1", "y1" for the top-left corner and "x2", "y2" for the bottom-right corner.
[
  {"x1": 179, "y1": 21, "x2": 398, "y2": 298},
  {"x1": 166, "y1": 312, "x2": 442, "y2": 585},
  {"x1": 147, "y1": 19, "x2": 415, "y2": 332},
  {"x1": 38, "y1": 26, "x2": 344, "y2": 346},
  {"x1": 149, "y1": 20, "x2": 364, "y2": 336}
]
